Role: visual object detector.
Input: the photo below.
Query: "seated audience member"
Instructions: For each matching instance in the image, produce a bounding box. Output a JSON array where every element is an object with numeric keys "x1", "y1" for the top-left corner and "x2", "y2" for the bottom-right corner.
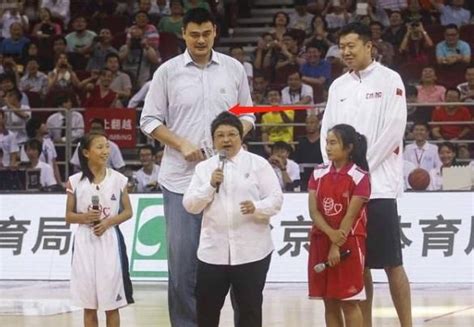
[
  {"x1": 269, "y1": 11, "x2": 289, "y2": 42},
  {"x1": 23, "y1": 138, "x2": 57, "y2": 189},
  {"x1": 70, "y1": 118, "x2": 125, "y2": 172},
  {"x1": 134, "y1": 145, "x2": 160, "y2": 192},
  {"x1": 65, "y1": 15, "x2": 96, "y2": 57},
  {"x1": 128, "y1": 80, "x2": 151, "y2": 108},
  {"x1": 134, "y1": 0, "x2": 162, "y2": 22},
  {"x1": 158, "y1": 0, "x2": 184, "y2": 40},
  {"x1": 403, "y1": 121, "x2": 442, "y2": 172},
  {"x1": 47, "y1": 94, "x2": 84, "y2": 142},
  {"x1": 261, "y1": 88, "x2": 294, "y2": 155},
  {"x1": 305, "y1": 15, "x2": 333, "y2": 51},
  {"x1": 293, "y1": 114, "x2": 322, "y2": 190},
  {"x1": 399, "y1": 21, "x2": 433, "y2": 66},
  {"x1": 274, "y1": 31, "x2": 305, "y2": 70},
  {"x1": 251, "y1": 73, "x2": 269, "y2": 105},
  {"x1": 2, "y1": 88, "x2": 30, "y2": 144},
  {"x1": 19, "y1": 58, "x2": 48, "y2": 98},
  {"x1": 106, "y1": 53, "x2": 132, "y2": 104},
  {"x1": 289, "y1": 0, "x2": 314, "y2": 34},
  {"x1": 324, "y1": 0, "x2": 352, "y2": 30},
  {"x1": 435, "y1": 24, "x2": 471, "y2": 65},
  {"x1": 83, "y1": 69, "x2": 121, "y2": 108},
  {"x1": 119, "y1": 25, "x2": 160, "y2": 89},
  {"x1": 47, "y1": 53, "x2": 81, "y2": 93},
  {"x1": 40, "y1": 0, "x2": 71, "y2": 25},
  {"x1": 431, "y1": 88, "x2": 471, "y2": 140},
  {"x1": 0, "y1": 109, "x2": 19, "y2": 167},
  {"x1": 428, "y1": 141, "x2": 458, "y2": 190},
  {"x1": 457, "y1": 65, "x2": 474, "y2": 102},
  {"x1": 268, "y1": 141, "x2": 300, "y2": 191},
  {"x1": 416, "y1": 66, "x2": 446, "y2": 103},
  {"x1": 253, "y1": 32, "x2": 278, "y2": 71},
  {"x1": 129, "y1": 11, "x2": 160, "y2": 50},
  {"x1": 229, "y1": 46, "x2": 253, "y2": 89},
  {"x1": 0, "y1": 73, "x2": 29, "y2": 106},
  {"x1": 430, "y1": 0, "x2": 471, "y2": 27},
  {"x1": 370, "y1": 21, "x2": 394, "y2": 67},
  {"x1": 0, "y1": 22, "x2": 30, "y2": 58},
  {"x1": 22, "y1": 117, "x2": 61, "y2": 184},
  {"x1": 86, "y1": 28, "x2": 118, "y2": 71},
  {"x1": 0, "y1": 7, "x2": 29, "y2": 39},
  {"x1": 382, "y1": 10, "x2": 407, "y2": 50},
  {"x1": 281, "y1": 70, "x2": 313, "y2": 105},
  {"x1": 32, "y1": 8, "x2": 62, "y2": 38},
  {"x1": 300, "y1": 41, "x2": 331, "y2": 88}
]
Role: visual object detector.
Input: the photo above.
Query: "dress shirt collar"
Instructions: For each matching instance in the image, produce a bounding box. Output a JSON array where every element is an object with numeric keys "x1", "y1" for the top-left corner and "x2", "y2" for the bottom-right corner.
[
  {"x1": 183, "y1": 49, "x2": 220, "y2": 67},
  {"x1": 349, "y1": 60, "x2": 378, "y2": 80}
]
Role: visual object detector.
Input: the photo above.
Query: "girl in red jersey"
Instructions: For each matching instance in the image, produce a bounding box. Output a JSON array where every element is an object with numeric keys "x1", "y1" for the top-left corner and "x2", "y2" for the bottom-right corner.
[{"x1": 308, "y1": 124, "x2": 370, "y2": 327}]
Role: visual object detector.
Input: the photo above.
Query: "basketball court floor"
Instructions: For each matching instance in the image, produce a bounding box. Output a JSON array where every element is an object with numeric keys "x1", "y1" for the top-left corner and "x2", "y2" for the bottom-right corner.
[{"x1": 0, "y1": 281, "x2": 472, "y2": 326}]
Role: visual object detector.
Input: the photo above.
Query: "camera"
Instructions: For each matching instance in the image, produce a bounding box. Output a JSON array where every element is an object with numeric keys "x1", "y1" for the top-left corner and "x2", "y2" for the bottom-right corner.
[{"x1": 410, "y1": 20, "x2": 420, "y2": 28}]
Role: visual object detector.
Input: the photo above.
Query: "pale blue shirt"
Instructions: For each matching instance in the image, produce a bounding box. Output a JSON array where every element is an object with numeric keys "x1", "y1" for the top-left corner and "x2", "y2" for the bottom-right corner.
[
  {"x1": 439, "y1": 5, "x2": 471, "y2": 26},
  {"x1": 140, "y1": 49, "x2": 254, "y2": 193},
  {"x1": 436, "y1": 40, "x2": 471, "y2": 58}
]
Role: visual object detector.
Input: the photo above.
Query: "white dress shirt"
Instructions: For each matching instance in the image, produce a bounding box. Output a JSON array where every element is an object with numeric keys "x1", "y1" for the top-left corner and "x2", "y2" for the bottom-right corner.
[
  {"x1": 140, "y1": 49, "x2": 255, "y2": 193},
  {"x1": 20, "y1": 136, "x2": 57, "y2": 164},
  {"x1": 0, "y1": 130, "x2": 19, "y2": 167},
  {"x1": 46, "y1": 111, "x2": 85, "y2": 142},
  {"x1": 183, "y1": 148, "x2": 283, "y2": 266},
  {"x1": 403, "y1": 142, "x2": 442, "y2": 172},
  {"x1": 134, "y1": 164, "x2": 160, "y2": 192},
  {"x1": 274, "y1": 158, "x2": 301, "y2": 190},
  {"x1": 2, "y1": 104, "x2": 31, "y2": 144},
  {"x1": 41, "y1": 0, "x2": 70, "y2": 24},
  {"x1": 281, "y1": 83, "x2": 314, "y2": 105},
  {"x1": 35, "y1": 161, "x2": 56, "y2": 187}
]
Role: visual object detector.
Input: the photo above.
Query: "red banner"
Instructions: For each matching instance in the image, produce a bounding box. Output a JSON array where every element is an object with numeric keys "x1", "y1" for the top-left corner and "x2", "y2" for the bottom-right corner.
[{"x1": 84, "y1": 108, "x2": 137, "y2": 148}]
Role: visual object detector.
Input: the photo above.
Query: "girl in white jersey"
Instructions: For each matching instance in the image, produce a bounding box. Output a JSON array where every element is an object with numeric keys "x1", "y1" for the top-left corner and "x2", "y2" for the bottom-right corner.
[{"x1": 65, "y1": 132, "x2": 134, "y2": 327}]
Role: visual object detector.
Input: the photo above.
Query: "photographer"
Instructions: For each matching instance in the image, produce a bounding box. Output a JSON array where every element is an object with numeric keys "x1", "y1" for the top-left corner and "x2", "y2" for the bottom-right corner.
[
  {"x1": 253, "y1": 32, "x2": 278, "y2": 71},
  {"x1": 47, "y1": 53, "x2": 80, "y2": 93},
  {"x1": 399, "y1": 20, "x2": 433, "y2": 66},
  {"x1": 86, "y1": 28, "x2": 118, "y2": 71},
  {"x1": 119, "y1": 25, "x2": 160, "y2": 89}
]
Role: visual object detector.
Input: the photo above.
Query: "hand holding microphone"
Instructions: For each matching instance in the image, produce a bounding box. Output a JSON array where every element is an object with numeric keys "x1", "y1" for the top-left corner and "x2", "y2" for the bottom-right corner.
[
  {"x1": 214, "y1": 150, "x2": 227, "y2": 193},
  {"x1": 87, "y1": 195, "x2": 101, "y2": 226},
  {"x1": 314, "y1": 249, "x2": 351, "y2": 273}
]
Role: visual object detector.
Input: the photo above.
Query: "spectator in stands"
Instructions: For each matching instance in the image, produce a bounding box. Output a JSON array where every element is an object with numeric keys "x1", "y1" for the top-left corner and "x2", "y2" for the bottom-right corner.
[
  {"x1": 251, "y1": 72, "x2": 269, "y2": 105},
  {"x1": 41, "y1": 35, "x2": 68, "y2": 71},
  {"x1": 324, "y1": 0, "x2": 352, "y2": 30},
  {"x1": 281, "y1": 70, "x2": 313, "y2": 105},
  {"x1": 417, "y1": 66, "x2": 446, "y2": 103},
  {"x1": 253, "y1": 32, "x2": 278, "y2": 71},
  {"x1": 47, "y1": 53, "x2": 81, "y2": 93},
  {"x1": 436, "y1": 24, "x2": 471, "y2": 65},
  {"x1": 370, "y1": 21, "x2": 395, "y2": 66},
  {"x1": 23, "y1": 0, "x2": 39, "y2": 22},
  {"x1": 289, "y1": 0, "x2": 315, "y2": 35},
  {"x1": 300, "y1": 41, "x2": 331, "y2": 88},
  {"x1": 431, "y1": 88, "x2": 471, "y2": 140},
  {"x1": 0, "y1": 22, "x2": 30, "y2": 58},
  {"x1": 47, "y1": 94, "x2": 84, "y2": 143},
  {"x1": 83, "y1": 69, "x2": 121, "y2": 108},
  {"x1": 84, "y1": 0, "x2": 118, "y2": 20},
  {"x1": 86, "y1": 28, "x2": 118, "y2": 71},
  {"x1": 404, "y1": 121, "x2": 442, "y2": 172},
  {"x1": 0, "y1": 73, "x2": 29, "y2": 105},
  {"x1": 184, "y1": 0, "x2": 210, "y2": 13},
  {"x1": 128, "y1": 80, "x2": 151, "y2": 108},
  {"x1": 457, "y1": 65, "x2": 474, "y2": 102},
  {"x1": 275, "y1": 31, "x2": 305, "y2": 70},
  {"x1": 65, "y1": 15, "x2": 96, "y2": 58},
  {"x1": 32, "y1": 8, "x2": 62, "y2": 39},
  {"x1": 270, "y1": 11, "x2": 290, "y2": 42},
  {"x1": 0, "y1": 5, "x2": 29, "y2": 38},
  {"x1": 430, "y1": 0, "x2": 471, "y2": 27},
  {"x1": 23, "y1": 117, "x2": 62, "y2": 184},
  {"x1": 119, "y1": 25, "x2": 161, "y2": 89},
  {"x1": 129, "y1": 11, "x2": 160, "y2": 51},
  {"x1": 428, "y1": 141, "x2": 457, "y2": 190},
  {"x1": 21, "y1": 41, "x2": 40, "y2": 66},
  {"x1": 367, "y1": 0, "x2": 390, "y2": 27},
  {"x1": 293, "y1": 113, "x2": 322, "y2": 190},
  {"x1": 382, "y1": 10, "x2": 407, "y2": 50},
  {"x1": 376, "y1": 0, "x2": 408, "y2": 11},
  {"x1": 135, "y1": 0, "x2": 161, "y2": 23},
  {"x1": 134, "y1": 144, "x2": 161, "y2": 192},
  {"x1": 305, "y1": 15, "x2": 332, "y2": 52},
  {"x1": 0, "y1": 108, "x2": 19, "y2": 167},
  {"x1": 40, "y1": 0, "x2": 70, "y2": 25},
  {"x1": 229, "y1": 46, "x2": 253, "y2": 89},
  {"x1": 2, "y1": 88, "x2": 30, "y2": 144},
  {"x1": 261, "y1": 88, "x2": 294, "y2": 155},
  {"x1": 399, "y1": 20, "x2": 434, "y2": 66},
  {"x1": 19, "y1": 58, "x2": 48, "y2": 98},
  {"x1": 158, "y1": 0, "x2": 184, "y2": 40},
  {"x1": 405, "y1": 0, "x2": 434, "y2": 26},
  {"x1": 405, "y1": 84, "x2": 428, "y2": 126},
  {"x1": 23, "y1": 138, "x2": 57, "y2": 189},
  {"x1": 70, "y1": 118, "x2": 125, "y2": 172},
  {"x1": 106, "y1": 53, "x2": 132, "y2": 103},
  {"x1": 268, "y1": 140, "x2": 300, "y2": 191}
]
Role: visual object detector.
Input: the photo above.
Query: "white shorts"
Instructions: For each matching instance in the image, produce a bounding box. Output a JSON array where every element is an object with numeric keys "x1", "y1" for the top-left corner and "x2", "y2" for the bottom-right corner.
[{"x1": 70, "y1": 224, "x2": 134, "y2": 311}]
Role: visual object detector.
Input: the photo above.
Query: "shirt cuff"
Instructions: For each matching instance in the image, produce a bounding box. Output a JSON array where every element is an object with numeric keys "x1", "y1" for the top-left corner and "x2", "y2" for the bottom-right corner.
[
  {"x1": 239, "y1": 114, "x2": 256, "y2": 127},
  {"x1": 140, "y1": 119, "x2": 163, "y2": 136}
]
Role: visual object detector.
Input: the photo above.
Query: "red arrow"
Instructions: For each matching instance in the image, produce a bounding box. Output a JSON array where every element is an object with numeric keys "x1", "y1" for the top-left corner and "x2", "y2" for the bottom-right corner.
[{"x1": 229, "y1": 103, "x2": 314, "y2": 115}]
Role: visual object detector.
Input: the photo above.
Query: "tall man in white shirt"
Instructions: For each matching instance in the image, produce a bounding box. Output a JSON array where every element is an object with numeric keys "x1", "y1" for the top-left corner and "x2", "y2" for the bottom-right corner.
[
  {"x1": 140, "y1": 8, "x2": 254, "y2": 327},
  {"x1": 403, "y1": 121, "x2": 442, "y2": 172},
  {"x1": 320, "y1": 23, "x2": 412, "y2": 327}
]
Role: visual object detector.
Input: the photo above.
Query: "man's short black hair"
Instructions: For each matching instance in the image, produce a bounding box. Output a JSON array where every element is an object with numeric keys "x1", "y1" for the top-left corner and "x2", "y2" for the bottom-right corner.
[
  {"x1": 339, "y1": 22, "x2": 372, "y2": 43},
  {"x1": 445, "y1": 23, "x2": 459, "y2": 32},
  {"x1": 55, "y1": 93, "x2": 73, "y2": 107},
  {"x1": 90, "y1": 118, "x2": 105, "y2": 129},
  {"x1": 105, "y1": 53, "x2": 120, "y2": 62},
  {"x1": 211, "y1": 111, "x2": 243, "y2": 140},
  {"x1": 272, "y1": 141, "x2": 292, "y2": 154},
  {"x1": 0, "y1": 72, "x2": 16, "y2": 84},
  {"x1": 26, "y1": 117, "x2": 43, "y2": 138},
  {"x1": 445, "y1": 87, "x2": 461, "y2": 97},
  {"x1": 183, "y1": 8, "x2": 216, "y2": 30},
  {"x1": 405, "y1": 84, "x2": 418, "y2": 97},
  {"x1": 25, "y1": 138, "x2": 42, "y2": 156},
  {"x1": 138, "y1": 144, "x2": 156, "y2": 155},
  {"x1": 412, "y1": 121, "x2": 430, "y2": 131},
  {"x1": 7, "y1": 88, "x2": 22, "y2": 101}
]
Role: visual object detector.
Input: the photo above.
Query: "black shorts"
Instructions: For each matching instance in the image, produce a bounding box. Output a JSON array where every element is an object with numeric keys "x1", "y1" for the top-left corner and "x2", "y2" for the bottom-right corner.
[{"x1": 365, "y1": 199, "x2": 403, "y2": 269}]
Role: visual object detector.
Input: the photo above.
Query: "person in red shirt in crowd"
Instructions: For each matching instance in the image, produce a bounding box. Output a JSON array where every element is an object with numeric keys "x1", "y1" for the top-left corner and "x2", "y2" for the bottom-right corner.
[
  {"x1": 431, "y1": 88, "x2": 471, "y2": 140},
  {"x1": 308, "y1": 124, "x2": 370, "y2": 327},
  {"x1": 83, "y1": 68, "x2": 121, "y2": 108}
]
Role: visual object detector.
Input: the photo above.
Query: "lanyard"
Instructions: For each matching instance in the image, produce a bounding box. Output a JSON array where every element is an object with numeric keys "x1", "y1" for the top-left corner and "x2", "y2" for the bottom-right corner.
[{"x1": 414, "y1": 148, "x2": 425, "y2": 167}]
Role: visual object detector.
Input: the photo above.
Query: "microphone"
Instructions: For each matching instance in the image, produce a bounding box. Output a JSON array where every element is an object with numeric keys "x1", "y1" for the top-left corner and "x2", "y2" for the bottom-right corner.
[
  {"x1": 313, "y1": 249, "x2": 351, "y2": 273},
  {"x1": 91, "y1": 195, "x2": 100, "y2": 226},
  {"x1": 215, "y1": 149, "x2": 227, "y2": 193}
]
